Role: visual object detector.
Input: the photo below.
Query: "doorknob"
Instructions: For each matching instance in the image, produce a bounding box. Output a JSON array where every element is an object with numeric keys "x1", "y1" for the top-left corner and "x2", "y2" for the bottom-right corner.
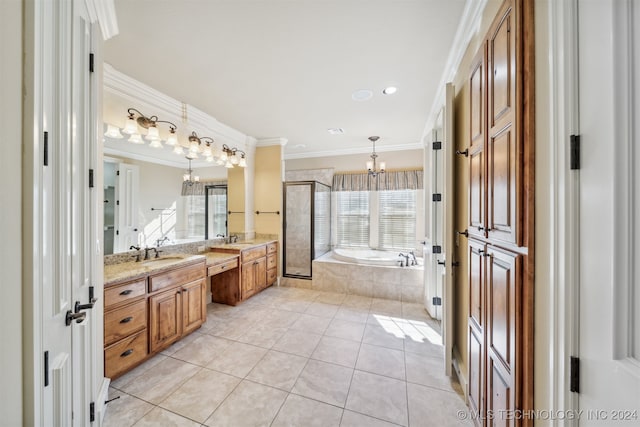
[
  {"x1": 65, "y1": 310, "x2": 87, "y2": 326},
  {"x1": 456, "y1": 229, "x2": 469, "y2": 238}
]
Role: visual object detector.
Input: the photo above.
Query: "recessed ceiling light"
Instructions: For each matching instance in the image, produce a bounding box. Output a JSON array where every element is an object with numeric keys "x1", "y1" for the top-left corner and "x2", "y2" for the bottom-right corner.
[
  {"x1": 383, "y1": 86, "x2": 397, "y2": 95},
  {"x1": 352, "y1": 89, "x2": 373, "y2": 101},
  {"x1": 327, "y1": 128, "x2": 345, "y2": 135},
  {"x1": 294, "y1": 144, "x2": 306, "y2": 149}
]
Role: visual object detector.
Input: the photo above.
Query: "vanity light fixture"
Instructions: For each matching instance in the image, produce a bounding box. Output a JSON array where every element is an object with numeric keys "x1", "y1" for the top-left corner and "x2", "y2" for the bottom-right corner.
[
  {"x1": 122, "y1": 108, "x2": 178, "y2": 148},
  {"x1": 183, "y1": 157, "x2": 200, "y2": 185},
  {"x1": 186, "y1": 131, "x2": 247, "y2": 168},
  {"x1": 104, "y1": 124, "x2": 123, "y2": 139},
  {"x1": 366, "y1": 136, "x2": 386, "y2": 177}
]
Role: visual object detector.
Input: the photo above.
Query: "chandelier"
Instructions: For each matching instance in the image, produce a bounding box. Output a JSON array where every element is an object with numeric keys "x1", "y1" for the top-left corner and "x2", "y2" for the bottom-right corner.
[
  {"x1": 366, "y1": 136, "x2": 386, "y2": 177},
  {"x1": 120, "y1": 108, "x2": 179, "y2": 147},
  {"x1": 183, "y1": 158, "x2": 200, "y2": 185}
]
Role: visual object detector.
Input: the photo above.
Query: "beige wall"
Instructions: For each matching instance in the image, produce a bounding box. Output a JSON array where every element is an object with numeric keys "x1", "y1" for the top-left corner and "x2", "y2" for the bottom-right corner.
[
  {"x1": 286, "y1": 148, "x2": 424, "y2": 173},
  {"x1": 254, "y1": 145, "x2": 283, "y2": 235},
  {"x1": 1, "y1": 0, "x2": 23, "y2": 423},
  {"x1": 450, "y1": 0, "x2": 504, "y2": 386},
  {"x1": 227, "y1": 163, "x2": 246, "y2": 234}
]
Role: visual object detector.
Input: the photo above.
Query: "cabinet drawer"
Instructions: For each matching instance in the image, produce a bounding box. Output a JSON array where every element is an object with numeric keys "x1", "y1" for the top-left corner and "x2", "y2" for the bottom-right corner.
[
  {"x1": 105, "y1": 299, "x2": 147, "y2": 346},
  {"x1": 267, "y1": 253, "x2": 277, "y2": 270},
  {"x1": 267, "y1": 242, "x2": 277, "y2": 254},
  {"x1": 105, "y1": 279, "x2": 146, "y2": 309},
  {"x1": 149, "y1": 262, "x2": 204, "y2": 292},
  {"x1": 104, "y1": 329, "x2": 148, "y2": 379},
  {"x1": 267, "y1": 267, "x2": 277, "y2": 285},
  {"x1": 241, "y1": 245, "x2": 267, "y2": 263},
  {"x1": 207, "y1": 258, "x2": 238, "y2": 276}
]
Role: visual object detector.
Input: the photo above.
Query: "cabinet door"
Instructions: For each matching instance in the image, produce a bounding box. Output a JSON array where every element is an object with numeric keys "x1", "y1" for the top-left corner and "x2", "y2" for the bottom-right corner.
[
  {"x1": 468, "y1": 45, "x2": 487, "y2": 239},
  {"x1": 486, "y1": 246, "x2": 520, "y2": 427},
  {"x1": 255, "y1": 257, "x2": 267, "y2": 291},
  {"x1": 468, "y1": 239, "x2": 486, "y2": 425},
  {"x1": 468, "y1": 240, "x2": 485, "y2": 330},
  {"x1": 241, "y1": 261, "x2": 257, "y2": 300},
  {"x1": 487, "y1": 0, "x2": 520, "y2": 246},
  {"x1": 182, "y1": 279, "x2": 205, "y2": 335},
  {"x1": 149, "y1": 288, "x2": 182, "y2": 353}
]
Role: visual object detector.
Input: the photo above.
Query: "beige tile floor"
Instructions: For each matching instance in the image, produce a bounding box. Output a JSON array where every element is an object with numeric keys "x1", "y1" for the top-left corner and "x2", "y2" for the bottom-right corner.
[{"x1": 104, "y1": 286, "x2": 472, "y2": 427}]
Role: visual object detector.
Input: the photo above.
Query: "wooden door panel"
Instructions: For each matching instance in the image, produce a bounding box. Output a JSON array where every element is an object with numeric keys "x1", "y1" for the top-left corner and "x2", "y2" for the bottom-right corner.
[
  {"x1": 488, "y1": 359, "x2": 514, "y2": 427},
  {"x1": 469, "y1": 240, "x2": 485, "y2": 328},
  {"x1": 468, "y1": 326, "x2": 484, "y2": 423},
  {"x1": 488, "y1": 126, "x2": 518, "y2": 245},
  {"x1": 255, "y1": 257, "x2": 267, "y2": 290},
  {"x1": 182, "y1": 279, "x2": 205, "y2": 335},
  {"x1": 241, "y1": 261, "x2": 256, "y2": 299},
  {"x1": 469, "y1": 148, "x2": 485, "y2": 237},
  {"x1": 470, "y1": 55, "x2": 484, "y2": 143},
  {"x1": 149, "y1": 290, "x2": 182, "y2": 353},
  {"x1": 487, "y1": 247, "x2": 520, "y2": 376},
  {"x1": 489, "y1": 6, "x2": 513, "y2": 126}
]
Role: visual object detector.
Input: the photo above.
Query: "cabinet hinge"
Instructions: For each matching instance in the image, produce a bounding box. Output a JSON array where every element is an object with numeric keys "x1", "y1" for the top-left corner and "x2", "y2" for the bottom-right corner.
[
  {"x1": 44, "y1": 351, "x2": 49, "y2": 387},
  {"x1": 432, "y1": 296, "x2": 442, "y2": 306},
  {"x1": 432, "y1": 245, "x2": 442, "y2": 254},
  {"x1": 89, "y1": 53, "x2": 95, "y2": 73},
  {"x1": 432, "y1": 193, "x2": 442, "y2": 202},
  {"x1": 570, "y1": 135, "x2": 580, "y2": 170},
  {"x1": 570, "y1": 356, "x2": 580, "y2": 393},
  {"x1": 432, "y1": 141, "x2": 442, "y2": 150},
  {"x1": 43, "y1": 131, "x2": 49, "y2": 166},
  {"x1": 89, "y1": 401, "x2": 95, "y2": 422},
  {"x1": 89, "y1": 169, "x2": 94, "y2": 188}
]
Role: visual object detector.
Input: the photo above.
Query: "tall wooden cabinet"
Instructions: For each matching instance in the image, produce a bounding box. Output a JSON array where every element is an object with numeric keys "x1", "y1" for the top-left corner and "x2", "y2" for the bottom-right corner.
[{"x1": 465, "y1": 0, "x2": 534, "y2": 425}]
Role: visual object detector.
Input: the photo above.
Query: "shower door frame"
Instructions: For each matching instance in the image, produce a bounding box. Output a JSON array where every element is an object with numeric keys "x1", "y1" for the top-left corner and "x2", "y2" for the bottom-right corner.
[{"x1": 282, "y1": 181, "x2": 331, "y2": 279}]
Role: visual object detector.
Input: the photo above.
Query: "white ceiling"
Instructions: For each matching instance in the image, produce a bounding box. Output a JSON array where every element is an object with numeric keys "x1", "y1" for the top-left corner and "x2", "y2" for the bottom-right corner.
[{"x1": 104, "y1": 0, "x2": 468, "y2": 160}]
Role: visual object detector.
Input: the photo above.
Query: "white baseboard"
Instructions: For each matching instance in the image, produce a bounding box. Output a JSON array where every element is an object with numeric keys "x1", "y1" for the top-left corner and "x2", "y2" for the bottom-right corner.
[{"x1": 452, "y1": 346, "x2": 468, "y2": 403}]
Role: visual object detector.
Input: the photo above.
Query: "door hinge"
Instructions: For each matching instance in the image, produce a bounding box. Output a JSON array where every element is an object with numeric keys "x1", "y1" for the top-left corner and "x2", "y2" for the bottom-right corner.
[
  {"x1": 44, "y1": 351, "x2": 49, "y2": 387},
  {"x1": 432, "y1": 245, "x2": 442, "y2": 254},
  {"x1": 116, "y1": 229, "x2": 119, "y2": 236},
  {"x1": 89, "y1": 401, "x2": 95, "y2": 422},
  {"x1": 116, "y1": 200, "x2": 120, "y2": 206},
  {"x1": 43, "y1": 131, "x2": 49, "y2": 166},
  {"x1": 89, "y1": 53, "x2": 95, "y2": 73},
  {"x1": 432, "y1": 296, "x2": 442, "y2": 306},
  {"x1": 570, "y1": 134, "x2": 580, "y2": 170},
  {"x1": 570, "y1": 356, "x2": 580, "y2": 393},
  {"x1": 432, "y1": 193, "x2": 442, "y2": 202},
  {"x1": 432, "y1": 141, "x2": 442, "y2": 150},
  {"x1": 89, "y1": 169, "x2": 94, "y2": 188},
  {"x1": 116, "y1": 170, "x2": 120, "y2": 176}
]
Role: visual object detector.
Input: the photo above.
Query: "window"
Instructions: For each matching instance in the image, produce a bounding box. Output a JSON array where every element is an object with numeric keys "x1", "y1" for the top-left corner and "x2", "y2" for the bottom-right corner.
[
  {"x1": 378, "y1": 190, "x2": 417, "y2": 250},
  {"x1": 335, "y1": 191, "x2": 369, "y2": 247},
  {"x1": 206, "y1": 186, "x2": 227, "y2": 239},
  {"x1": 184, "y1": 195, "x2": 205, "y2": 238},
  {"x1": 334, "y1": 189, "x2": 418, "y2": 250}
]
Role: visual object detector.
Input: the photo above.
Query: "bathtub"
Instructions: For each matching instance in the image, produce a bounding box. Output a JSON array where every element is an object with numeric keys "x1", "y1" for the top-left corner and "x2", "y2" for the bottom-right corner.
[
  {"x1": 305, "y1": 249, "x2": 424, "y2": 302},
  {"x1": 333, "y1": 248, "x2": 421, "y2": 266}
]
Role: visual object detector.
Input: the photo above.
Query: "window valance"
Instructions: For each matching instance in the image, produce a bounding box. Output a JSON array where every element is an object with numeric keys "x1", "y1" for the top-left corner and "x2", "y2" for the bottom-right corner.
[{"x1": 332, "y1": 170, "x2": 423, "y2": 192}]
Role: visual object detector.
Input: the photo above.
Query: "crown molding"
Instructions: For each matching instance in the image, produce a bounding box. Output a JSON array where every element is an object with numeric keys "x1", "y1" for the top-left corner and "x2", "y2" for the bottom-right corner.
[
  {"x1": 283, "y1": 141, "x2": 423, "y2": 160},
  {"x1": 103, "y1": 64, "x2": 250, "y2": 148},
  {"x1": 85, "y1": 0, "x2": 119, "y2": 40},
  {"x1": 256, "y1": 137, "x2": 288, "y2": 147},
  {"x1": 421, "y1": 0, "x2": 488, "y2": 139}
]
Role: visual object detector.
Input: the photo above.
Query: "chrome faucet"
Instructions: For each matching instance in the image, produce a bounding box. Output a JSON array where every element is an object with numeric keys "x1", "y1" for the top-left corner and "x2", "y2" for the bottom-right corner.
[
  {"x1": 155, "y1": 236, "x2": 169, "y2": 247},
  {"x1": 409, "y1": 251, "x2": 417, "y2": 266},
  {"x1": 398, "y1": 252, "x2": 410, "y2": 267}
]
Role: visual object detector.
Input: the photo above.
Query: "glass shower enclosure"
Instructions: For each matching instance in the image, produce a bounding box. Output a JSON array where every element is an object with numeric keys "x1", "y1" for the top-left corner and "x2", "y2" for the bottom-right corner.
[{"x1": 283, "y1": 181, "x2": 331, "y2": 278}]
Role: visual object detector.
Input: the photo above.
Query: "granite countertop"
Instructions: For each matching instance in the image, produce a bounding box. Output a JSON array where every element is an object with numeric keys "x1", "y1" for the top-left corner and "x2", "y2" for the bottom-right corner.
[
  {"x1": 104, "y1": 254, "x2": 206, "y2": 287},
  {"x1": 208, "y1": 239, "x2": 277, "y2": 251},
  {"x1": 203, "y1": 252, "x2": 240, "y2": 265}
]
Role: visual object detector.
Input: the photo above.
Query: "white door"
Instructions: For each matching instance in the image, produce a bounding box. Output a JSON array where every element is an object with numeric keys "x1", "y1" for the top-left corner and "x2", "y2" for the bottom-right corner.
[
  {"x1": 577, "y1": 0, "x2": 640, "y2": 422},
  {"x1": 115, "y1": 163, "x2": 140, "y2": 251}
]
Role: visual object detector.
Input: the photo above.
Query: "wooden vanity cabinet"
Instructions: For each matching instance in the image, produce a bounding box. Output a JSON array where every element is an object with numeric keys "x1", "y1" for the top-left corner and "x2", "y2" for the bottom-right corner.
[
  {"x1": 103, "y1": 278, "x2": 148, "y2": 379},
  {"x1": 104, "y1": 259, "x2": 206, "y2": 379},
  {"x1": 148, "y1": 263, "x2": 206, "y2": 353}
]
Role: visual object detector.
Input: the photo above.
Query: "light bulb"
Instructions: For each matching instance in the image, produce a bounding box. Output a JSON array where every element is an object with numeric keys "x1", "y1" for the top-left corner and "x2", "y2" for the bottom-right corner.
[
  {"x1": 194, "y1": 176, "x2": 200, "y2": 182},
  {"x1": 149, "y1": 140, "x2": 163, "y2": 149},
  {"x1": 230, "y1": 153, "x2": 239, "y2": 165},
  {"x1": 379, "y1": 161, "x2": 386, "y2": 172},
  {"x1": 220, "y1": 151, "x2": 228, "y2": 162},
  {"x1": 186, "y1": 151, "x2": 198, "y2": 159},
  {"x1": 183, "y1": 173, "x2": 190, "y2": 181},
  {"x1": 123, "y1": 117, "x2": 138, "y2": 135},
  {"x1": 225, "y1": 160, "x2": 233, "y2": 168},
  {"x1": 238, "y1": 156, "x2": 247, "y2": 168},
  {"x1": 366, "y1": 160, "x2": 374, "y2": 171},
  {"x1": 145, "y1": 126, "x2": 160, "y2": 141},
  {"x1": 128, "y1": 133, "x2": 143, "y2": 144},
  {"x1": 173, "y1": 145, "x2": 185, "y2": 155},
  {"x1": 166, "y1": 131, "x2": 178, "y2": 146},
  {"x1": 202, "y1": 146, "x2": 213, "y2": 157},
  {"x1": 206, "y1": 156, "x2": 214, "y2": 162},
  {"x1": 104, "y1": 124, "x2": 123, "y2": 139}
]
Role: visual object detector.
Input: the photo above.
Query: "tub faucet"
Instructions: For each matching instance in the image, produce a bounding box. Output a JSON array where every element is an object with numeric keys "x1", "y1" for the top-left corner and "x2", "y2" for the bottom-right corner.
[
  {"x1": 398, "y1": 252, "x2": 409, "y2": 267},
  {"x1": 409, "y1": 251, "x2": 417, "y2": 266}
]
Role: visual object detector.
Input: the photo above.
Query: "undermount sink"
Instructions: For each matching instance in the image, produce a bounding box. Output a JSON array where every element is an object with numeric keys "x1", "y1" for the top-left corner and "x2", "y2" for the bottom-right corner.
[{"x1": 140, "y1": 255, "x2": 185, "y2": 264}]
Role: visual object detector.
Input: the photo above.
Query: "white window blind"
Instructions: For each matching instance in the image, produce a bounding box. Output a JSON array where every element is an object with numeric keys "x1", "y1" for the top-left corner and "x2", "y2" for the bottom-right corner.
[
  {"x1": 185, "y1": 195, "x2": 205, "y2": 237},
  {"x1": 335, "y1": 191, "x2": 369, "y2": 247},
  {"x1": 314, "y1": 187, "x2": 331, "y2": 255},
  {"x1": 378, "y1": 190, "x2": 417, "y2": 250}
]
